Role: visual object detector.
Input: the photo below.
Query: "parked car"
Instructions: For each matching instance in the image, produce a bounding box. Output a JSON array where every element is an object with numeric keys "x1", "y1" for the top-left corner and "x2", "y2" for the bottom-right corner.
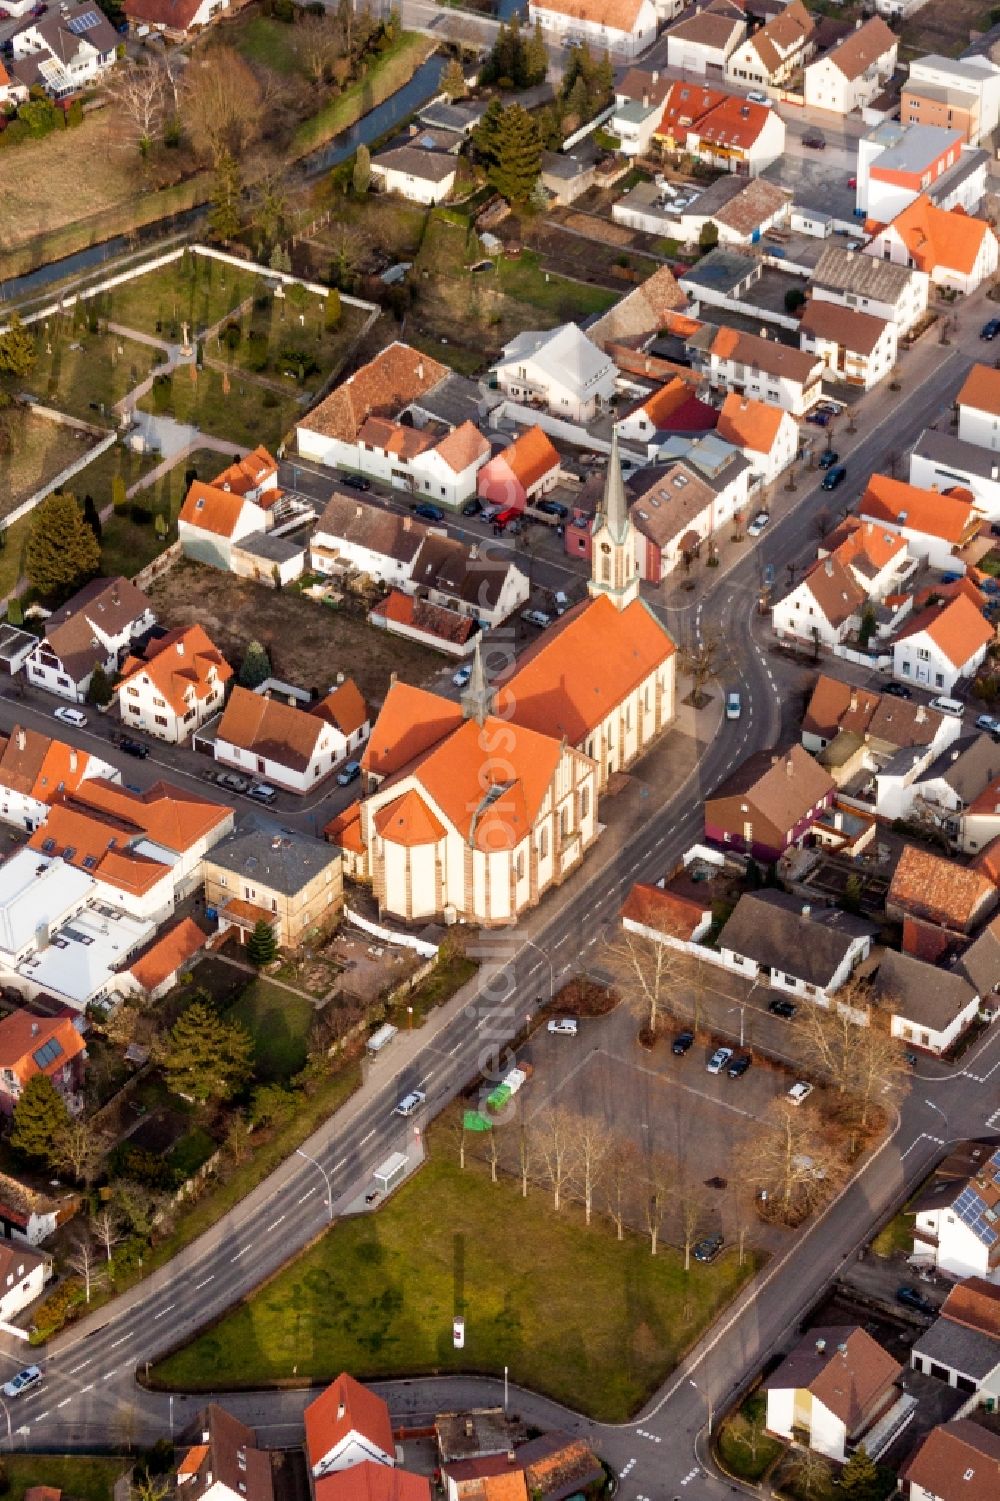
[
  {"x1": 726, "y1": 691, "x2": 742, "y2": 721},
  {"x1": 896, "y1": 1284, "x2": 935, "y2": 1316},
  {"x1": 939, "y1": 571, "x2": 962, "y2": 584},
  {"x1": 706, "y1": 1046, "x2": 734, "y2": 1075},
  {"x1": 479, "y1": 504, "x2": 503, "y2": 524},
  {"x1": 394, "y1": 1090, "x2": 426, "y2": 1117},
  {"x1": 883, "y1": 682, "x2": 912, "y2": 699},
  {"x1": 3, "y1": 1366, "x2": 42, "y2": 1399},
  {"x1": 462, "y1": 498, "x2": 483, "y2": 517},
  {"x1": 848, "y1": 176, "x2": 857, "y2": 188},
  {"x1": 747, "y1": 90, "x2": 769, "y2": 104},
  {"x1": 216, "y1": 772, "x2": 248, "y2": 793},
  {"x1": 53, "y1": 706, "x2": 87, "y2": 729},
  {"x1": 248, "y1": 782, "x2": 277, "y2": 804},
  {"x1": 340, "y1": 473, "x2": 371, "y2": 492},
  {"x1": 981, "y1": 318, "x2": 1000, "y2": 341},
  {"x1": 803, "y1": 133, "x2": 826, "y2": 149},
  {"x1": 535, "y1": 499, "x2": 568, "y2": 519},
  {"x1": 787, "y1": 1080, "x2": 814, "y2": 1105},
  {"x1": 746, "y1": 511, "x2": 770, "y2": 538},
  {"x1": 337, "y1": 760, "x2": 362, "y2": 786},
  {"x1": 727, "y1": 1054, "x2": 752, "y2": 1078},
  {"x1": 806, "y1": 409, "x2": 831, "y2": 427},
  {"x1": 928, "y1": 695, "x2": 965, "y2": 719},
  {"x1": 547, "y1": 1018, "x2": 578, "y2": 1037},
  {"x1": 412, "y1": 503, "x2": 445, "y2": 523},
  {"x1": 818, "y1": 449, "x2": 839, "y2": 470},
  {"x1": 494, "y1": 506, "x2": 522, "y2": 531},
  {"x1": 452, "y1": 665, "x2": 472, "y2": 689},
  {"x1": 977, "y1": 714, "x2": 1000, "y2": 734},
  {"x1": 117, "y1": 735, "x2": 148, "y2": 758},
  {"x1": 821, "y1": 465, "x2": 847, "y2": 492},
  {"x1": 521, "y1": 609, "x2": 553, "y2": 628},
  {"x1": 768, "y1": 998, "x2": 797, "y2": 1020},
  {"x1": 672, "y1": 1029, "x2": 694, "y2": 1055},
  {"x1": 693, "y1": 1233, "x2": 725, "y2": 1263}
]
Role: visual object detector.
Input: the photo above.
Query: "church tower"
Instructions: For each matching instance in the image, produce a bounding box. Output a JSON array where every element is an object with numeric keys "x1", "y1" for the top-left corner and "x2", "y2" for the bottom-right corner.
[
  {"x1": 460, "y1": 636, "x2": 493, "y2": 725},
  {"x1": 588, "y1": 429, "x2": 640, "y2": 610}
]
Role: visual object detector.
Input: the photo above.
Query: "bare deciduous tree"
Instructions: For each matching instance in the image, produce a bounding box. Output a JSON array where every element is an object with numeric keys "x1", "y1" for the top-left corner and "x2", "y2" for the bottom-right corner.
[
  {"x1": 183, "y1": 48, "x2": 263, "y2": 165},
  {"x1": 678, "y1": 1177, "x2": 710, "y2": 1272},
  {"x1": 106, "y1": 60, "x2": 169, "y2": 156},
  {"x1": 643, "y1": 1151, "x2": 672, "y2": 1256},
  {"x1": 843, "y1": 1009, "x2": 910, "y2": 1130},
  {"x1": 486, "y1": 1125, "x2": 501, "y2": 1184},
  {"x1": 92, "y1": 1205, "x2": 122, "y2": 1264},
  {"x1": 788, "y1": 1447, "x2": 833, "y2": 1500},
  {"x1": 576, "y1": 1117, "x2": 610, "y2": 1226},
  {"x1": 532, "y1": 1107, "x2": 578, "y2": 1212},
  {"x1": 604, "y1": 1140, "x2": 635, "y2": 1241},
  {"x1": 678, "y1": 632, "x2": 723, "y2": 708},
  {"x1": 58, "y1": 1119, "x2": 105, "y2": 1186},
  {"x1": 298, "y1": 12, "x2": 345, "y2": 85},
  {"x1": 735, "y1": 1098, "x2": 843, "y2": 1223},
  {"x1": 67, "y1": 1232, "x2": 103, "y2": 1305},
  {"x1": 604, "y1": 928, "x2": 684, "y2": 1040}
]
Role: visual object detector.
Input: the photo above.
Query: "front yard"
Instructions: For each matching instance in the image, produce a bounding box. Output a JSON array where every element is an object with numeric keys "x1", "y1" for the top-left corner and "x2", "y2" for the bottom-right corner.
[{"x1": 151, "y1": 1136, "x2": 760, "y2": 1421}]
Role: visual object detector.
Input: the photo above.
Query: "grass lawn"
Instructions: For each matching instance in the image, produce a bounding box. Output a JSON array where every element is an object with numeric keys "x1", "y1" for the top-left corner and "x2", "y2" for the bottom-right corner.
[
  {"x1": 495, "y1": 250, "x2": 617, "y2": 319},
  {"x1": 232, "y1": 12, "x2": 307, "y2": 74},
  {"x1": 1, "y1": 1454, "x2": 126, "y2": 1501},
  {"x1": 104, "y1": 255, "x2": 265, "y2": 341},
  {"x1": 0, "y1": 407, "x2": 101, "y2": 516},
  {"x1": 228, "y1": 978, "x2": 316, "y2": 1084},
  {"x1": 387, "y1": 948, "x2": 477, "y2": 1029},
  {"x1": 24, "y1": 328, "x2": 160, "y2": 425},
  {"x1": 138, "y1": 364, "x2": 302, "y2": 451},
  {"x1": 99, "y1": 445, "x2": 224, "y2": 579},
  {"x1": 208, "y1": 289, "x2": 370, "y2": 394},
  {"x1": 871, "y1": 1207, "x2": 915, "y2": 1258},
  {"x1": 716, "y1": 1394, "x2": 784, "y2": 1482},
  {"x1": 152, "y1": 1146, "x2": 760, "y2": 1420},
  {"x1": 293, "y1": 32, "x2": 435, "y2": 155}
]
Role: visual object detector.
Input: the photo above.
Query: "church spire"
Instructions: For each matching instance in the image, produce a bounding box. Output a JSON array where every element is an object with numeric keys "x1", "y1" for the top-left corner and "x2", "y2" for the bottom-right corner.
[
  {"x1": 588, "y1": 429, "x2": 640, "y2": 610},
  {"x1": 461, "y1": 635, "x2": 492, "y2": 724}
]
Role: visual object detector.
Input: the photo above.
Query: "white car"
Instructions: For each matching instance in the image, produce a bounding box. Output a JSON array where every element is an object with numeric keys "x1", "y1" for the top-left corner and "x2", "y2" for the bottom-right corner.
[
  {"x1": 747, "y1": 512, "x2": 770, "y2": 538},
  {"x1": 3, "y1": 1365, "x2": 42, "y2": 1399},
  {"x1": 453, "y1": 665, "x2": 472, "y2": 689},
  {"x1": 521, "y1": 609, "x2": 553, "y2": 629},
  {"x1": 394, "y1": 1090, "x2": 426, "y2": 1117},
  {"x1": 787, "y1": 1081, "x2": 814, "y2": 1105},
  {"x1": 706, "y1": 1046, "x2": 734, "y2": 1075},
  {"x1": 726, "y1": 691, "x2": 742, "y2": 721},
  {"x1": 53, "y1": 706, "x2": 87, "y2": 729},
  {"x1": 547, "y1": 1018, "x2": 578, "y2": 1037}
]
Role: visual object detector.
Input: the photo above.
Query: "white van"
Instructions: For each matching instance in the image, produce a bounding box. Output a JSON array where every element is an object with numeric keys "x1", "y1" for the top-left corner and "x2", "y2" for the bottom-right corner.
[
  {"x1": 53, "y1": 706, "x2": 87, "y2": 729},
  {"x1": 928, "y1": 696, "x2": 965, "y2": 719},
  {"x1": 366, "y1": 1022, "x2": 398, "y2": 1056}
]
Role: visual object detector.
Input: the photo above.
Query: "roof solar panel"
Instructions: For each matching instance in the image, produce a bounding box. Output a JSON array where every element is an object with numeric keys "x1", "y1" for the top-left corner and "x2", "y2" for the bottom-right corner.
[
  {"x1": 68, "y1": 10, "x2": 101, "y2": 31},
  {"x1": 31, "y1": 1039, "x2": 64, "y2": 1069}
]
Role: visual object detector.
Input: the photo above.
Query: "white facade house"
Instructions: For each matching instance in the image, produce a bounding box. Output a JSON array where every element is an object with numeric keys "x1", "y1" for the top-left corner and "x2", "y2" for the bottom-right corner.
[
  {"x1": 904, "y1": 53, "x2": 1000, "y2": 147},
  {"x1": 528, "y1": 0, "x2": 657, "y2": 60},
  {"x1": 764, "y1": 1326, "x2": 902, "y2": 1464},
  {"x1": 116, "y1": 625, "x2": 232, "y2": 745},
  {"x1": 910, "y1": 429, "x2": 1000, "y2": 523},
  {"x1": 700, "y1": 327, "x2": 824, "y2": 416},
  {"x1": 490, "y1": 324, "x2": 617, "y2": 424},
  {"x1": 864, "y1": 197, "x2": 999, "y2": 297},
  {"x1": 957, "y1": 364, "x2": 1000, "y2": 452},
  {"x1": 666, "y1": 5, "x2": 746, "y2": 75},
  {"x1": 859, "y1": 474, "x2": 980, "y2": 572},
  {"x1": 912, "y1": 1147, "x2": 1000, "y2": 1282},
  {"x1": 875, "y1": 949, "x2": 982, "y2": 1056},
  {"x1": 772, "y1": 534, "x2": 912, "y2": 652},
  {"x1": 803, "y1": 18, "x2": 898, "y2": 115},
  {"x1": 24, "y1": 577, "x2": 155, "y2": 704},
  {"x1": 305, "y1": 1373, "x2": 396, "y2": 1480},
  {"x1": 0, "y1": 726, "x2": 119, "y2": 835},
  {"x1": 892, "y1": 595, "x2": 994, "y2": 694},
  {"x1": 214, "y1": 685, "x2": 368, "y2": 795},
  {"x1": 716, "y1": 395, "x2": 798, "y2": 484},
  {"x1": 0, "y1": 1244, "x2": 49, "y2": 1326},
  {"x1": 123, "y1": 0, "x2": 235, "y2": 39},
  {"x1": 10, "y1": 3, "x2": 119, "y2": 98},
  {"x1": 685, "y1": 97, "x2": 786, "y2": 177},
  {"x1": 717, "y1": 890, "x2": 874, "y2": 1005},
  {"x1": 370, "y1": 146, "x2": 456, "y2": 205},
  {"x1": 799, "y1": 300, "x2": 898, "y2": 392},
  {"x1": 811, "y1": 244, "x2": 929, "y2": 336},
  {"x1": 725, "y1": 0, "x2": 815, "y2": 88}
]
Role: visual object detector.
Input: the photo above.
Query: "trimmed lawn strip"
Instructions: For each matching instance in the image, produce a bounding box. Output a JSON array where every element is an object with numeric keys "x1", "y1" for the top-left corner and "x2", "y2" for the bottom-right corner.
[
  {"x1": 293, "y1": 33, "x2": 436, "y2": 154},
  {"x1": 151, "y1": 1143, "x2": 760, "y2": 1421},
  {"x1": 1, "y1": 1455, "x2": 126, "y2": 1501},
  {"x1": 716, "y1": 1395, "x2": 784, "y2": 1482},
  {"x1": 387, "y1": 949, "x2": 477, "y2": 1029},
  {"x1": 233, "y1": 13, "x2": 307, "y2": 74},
  {"x1": 103, "y1": 255, "x2": 265, "y2": 341},
  {"x1": 228, "y1": 978, "x2": 316, "y2": 1084},
  {"x1": 871, "y1": 1206, "x2": 915, "y2": 1259},
  {"x1": 496, "y1": 250, "x2": 618, "y2": 318}
]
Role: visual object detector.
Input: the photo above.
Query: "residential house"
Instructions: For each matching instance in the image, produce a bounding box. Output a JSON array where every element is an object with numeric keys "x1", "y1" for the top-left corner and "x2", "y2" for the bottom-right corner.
[
  {"x1": 678, "y1": 247, "x2": 765, "y2": 317},
  {"x1": 799, "y1": 299, "x2": 897, "y2": 391},
  {"x1": 891, "y1": 595, "x2": 994, "y2": 695},
  {"x1": 203, "y1": 828, "x2": 343, "y2": 949},
  {"x1": 0, "y1": 725, "x2": 118, "y2": 834},
  {"x1": 370, "y1": 146, "x2": 456, "y2": 204},
  {"x1": 177, "y1": 447, "x2": 290, "y2": 570},
  {"x1": 961, "y1": 779, "x2": 1000, "y2": 854},
  {"x1": 442, "y1": 1456, "x2": 528, "y2": 1501},
  {"x1": 660, "y1": 176, "x2": 790, "y2": 249},
  {"x1": 0, "y1": 1242, "x2": 49, "y2": 1327},
  {"x1": 127, "y1": 917, "x2": 208, "y2": 1001},
  {"x1": 801, "y1": 672, "x2": 952, "y2": 756},
  {"x1": 864, "y1": 196, "x2": 999, "y2": 296},
  {"x1": 899, "y1": 731, "x2": 1000, "y2": 841},
  {"x1": 704, "y1": 745, "x2": 837, "y2": 863},
  {"x1": 911, "y1": 1279, "x2": 1000, "y2": 1404},
  {"x1": 810, "y1": 244, "x2": 929, "y2": 335},
  {"x1": 585, "y1": 264, "x2": 687, "y2": 354},
  {"x1": 24, "y1": 577, "x2": 155, "y2": 704},
  {"x1": 527, "y1": 0, "x2": 658, "y2": 61},
  {"x1": 803, "y1": 19, "x2": 898, "y2": 116},
  {"x1": 368, "y1": 592, "x2": 478, "y2": 659},
  {"x1": 10, "y1": 3, "x2": 119, "y2": 99},
  {"x1": 772, "y1": 523, "x2": 911, "y2": 650},
  {"x1": 624, "y1": 446, "x2": 751, "y2": 579},
  {"x1": 958, "y1": 364, "x2": 1000, "y2": 451},
  {"x1": 718, "y1": 890, "x2": 875, "y2": 1003},
  {"x1": 610, "y1": 68, "x2": 672, "y2": 155},
  {"x1": 615, "y1": 379, "x2": 718, "y2": 458},
  {"x1": 874, "y1": 948, "x2": 981, "y2": 1054},
  {"x1": 0, "y1": 1012, "x2": 85, "y2": 1116},
  {"x1": 903, "y1": 53, "x2": 1000, "y2": 146},
  {"x1": 683, "y1": 92, "x2": 786, "y2": 176},
  {"x1": 308, "y1": 493, "x2": 529, "y2": 628},
  {"x1": 666, "y1": 3, "x2": 747, "y2": 76},
  {"x1": 489, "y1": 324, "x2": 618, "y2": 423},
  {"x1": 317, "y1": 1465, "x2": 431, "y2": 1501},
  {"x1": 515, "y1": 1435, "x2": 605, "y2": 1501},
  {"x1": 912, "y1": 1145, "x2": 1000, "y2": 1281},
  {"x1": 960, "y1": 890, "x2": 1000, "y2": 1000},
  {"x1": 859, "y1": 474, "x2": 981, "y2": 571},
  {"x1": 621, "y1": 880, "x2": 713, "y2": 953},
  {"x1": 653, "y1": 78, "x2": 729, "y2": 153},
  {"x1": 716, "y1": 395, "x2": 798, "y2": 483},
  {"x1": 698, "y1": 326, "x2": 824, "y2": 415},
  {"x1": 214, "y1": 684, "x2": 367, "y2": 794},
  {"x1": 351, "y1": 415, "x2": 490, "y2": 508},
  {"x1": 116, "y1": 624, "x2": 232, "y2": 745},
  {"x1": 887, "y1": 843, "x2": 997, "y2": 936},
  {"x1": 858, "y1": 125, "x2": 972, "y2": 224},
  {"x1": 0, "y1": 1171, "x2": 76, "y2": 1246},
  {"x1": 903, "y1": 1421, "x2": 1000, "y2": 1501},
  {"x1": 726, "y1": 0, "x2": 815, "y2": 88},
  {"x1": 0, "y1": 61, "x2": 28, "y2": 108},
  {"x1": 435, "y1": 1410, "x2": 528, "y2": 1466},
  {"x1": 305, "y1": 1371, "x2": 395, "y2": 1479},
  {"x1": 123, "y1": 0, "x2": 237, "y2": 42},
  {"x1": 909, "y1": 428, "x2": 1000, "y2": 523},
  {"x1": 476, "y1": 427, "x2": 561, "y2": 511},
  {"x1": 764, "y1": 1325, "x2": 902, "y2": 1462},
  {"x1": 175, "y1": 1403, "x2": 274, "y2": 1501}
]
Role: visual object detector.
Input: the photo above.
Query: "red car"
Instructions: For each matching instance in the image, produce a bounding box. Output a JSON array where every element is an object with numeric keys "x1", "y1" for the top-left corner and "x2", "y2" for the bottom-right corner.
[
  {"x1": 494, "y1": 506, "x2": 522, "y2": 531},
  {"x1": 848, "y1": 175, "x2": 857, "y2": 188}
]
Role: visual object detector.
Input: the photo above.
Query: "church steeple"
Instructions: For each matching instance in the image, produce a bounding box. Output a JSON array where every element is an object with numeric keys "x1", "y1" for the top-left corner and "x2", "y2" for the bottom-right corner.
[
  {"x1": 461, "y1": 636, "x2": 493, "y2": 724},
  {"x1": 588, "y1": 429, "x2": 640, "y2": 610}
]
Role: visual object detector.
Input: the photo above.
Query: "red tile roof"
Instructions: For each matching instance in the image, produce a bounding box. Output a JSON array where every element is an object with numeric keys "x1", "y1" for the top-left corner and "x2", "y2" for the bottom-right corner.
[
  {"x1": 501, "y1": 427, "x2": 561, "y2": 491},
  {"x1": 128, "y1": 918, "x2": 208, "y2": 993},
  {"x1": 316, "y1": 1463, "x2": 431, "y2": 1501},
  {"x1": 958, "y1": 362, "x2": 1000, "y2": 419},
  {"x1": 860, "y1": 473, "x2": 979, "y2": 545},
  {"x1": 621, "y1": 882, "x2": 708, "y2": 940},
  {"x1": 892, "y1": 593, "x2": 994, "y2": 669},
  {"x1": 305, "y1": 1373, "x2": 394, "y2": 1472},
  {"x1": 363, "y1": 682, "x2": 464, "y2": 781},
  {"x1": 303, "y1": 342, "x2": 449, "y2": 444},
  {"x1": 0, "y1": 1012, "x2": 84, "y2": 1090},
  {"x1": 883, "y1": 196, "x2": 996, "y2": 278},
  {"x1": 118, "y1": 624, "x2": 231, "y2": 719},
  {"x1": 890, "y1": 844, "x2": 996, "y2": 932},
  {"x1": 901, "y1": 1420, "x2": 1000, "y2": 1501}
]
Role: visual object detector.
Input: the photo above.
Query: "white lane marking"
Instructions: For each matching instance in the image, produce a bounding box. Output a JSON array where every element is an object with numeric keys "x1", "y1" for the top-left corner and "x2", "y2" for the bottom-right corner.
[
  {"x1": 109, "y1": 1334, "x2": 130, "y2": 1349},
  {"x1": 57, "y1": 1398, "x2": 71, "y2": 1409},
  {"x1": 422, "y1": 1069, "x2": 437, "y2": 1085},
  {"x1": 332, "y1": 1157, "x2": 347, "y2": 1171},
  {"x1": 194, "y1": 1275, "x2": 214, "y2": 1290},
  {"x1": 67, "y1": 1360, "x2": 91, "y2": 1374},
  {"x1": 265, "y1": 1215, "x2": 286, "y2": 1232},
  {"x1": 80, "y1": 1382, "x2": 94, "y2": 1393},
  {"x1": 231, "y1": 1245, "x2": 252, "y2": 1260},
  {"x1": 360, "y1": 1129, "x2": 375, "y2": 1145},
  {"x1": 298, "y1": 1188, "x2": 317, "y2": 1203},
  {"x1": 152, "y1": 1304, "x2": 175, "y2": 1320},
  {"x1": 102, "y1": 1371, "x2": 117, "y2": 1381},
  {"x1": 35, "y1": 1410, "x2": 48, "y2": 1421}
]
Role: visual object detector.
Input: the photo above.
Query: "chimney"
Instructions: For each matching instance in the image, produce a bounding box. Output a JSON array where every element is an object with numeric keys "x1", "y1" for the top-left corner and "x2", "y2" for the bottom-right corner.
[
  {"x1": 15, "y1": 728, "x2": 25, "y2": 752},
  {"x1": 390, "y1": 671, "x2": 398, "y2": 684},
  {"x1": 992, "y1": 464, "x2": 998, "y2": 481},
  {"x1": 802, "y1": 904, "x2": 811, "y2": 917},
  {"x1": 507, "y1": 1451, "x2": 517, "y2": 1466},
  {"x1": 417, "y1": 360, "x2": 425, "y2": 380},
  {"x1": 652, "y1": 70, "x2": 659, "y2": 84},
  {"x1": 336, "y1": 672, "x2": 345, "y2": 685},
  {"x1": 815, "y1": 1338, "x2": 827, "y2": 1353},
  {"x1": 30, "y1": 1022, "x2": 38, "y2": 1036},
  {"x1": 786, "y1": 757, "x2": 794, "y2": 777},
  {"x1": 850, "y1": 690, "x2": 858, "y2": 711},
  {"x1": 176, "y1": 640, "x2": 185, "y2": 656},
  {"x1": 825, "y1": 558, "x2": 834, "y2": 576},
  {"x1": 642, "y1": 92, "x2": 649, "y2": 108},
  {"x1": 69, "y1": 750, "x2": 78, "y2": 774},
  {"x1": 465, "y1": 1420, "x2": 475, "y2": 1438}
]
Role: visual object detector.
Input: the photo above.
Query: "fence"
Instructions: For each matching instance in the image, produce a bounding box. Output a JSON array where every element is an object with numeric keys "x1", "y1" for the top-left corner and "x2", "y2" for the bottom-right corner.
[
  {"x1": 4, "y1": 421, "x2": 118, "y2": 533},
  {"x1": 344, "y1": 905, "x2": 439, "y2": 958},
  {"x1": 132, "y1": 539, "x2": 183, "y2": 591}
]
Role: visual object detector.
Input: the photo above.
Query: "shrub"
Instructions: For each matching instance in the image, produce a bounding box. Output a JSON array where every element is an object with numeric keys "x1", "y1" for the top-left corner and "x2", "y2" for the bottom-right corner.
[
  {"x1": 150, "y1": 373, "x2": 172, "y2": 412},
  {"x1": 129, "y1": 501, "x2": 153, "y2": 524},
  {"x1": 222, "y1": 320, "x2": 242, "y2": 350}
]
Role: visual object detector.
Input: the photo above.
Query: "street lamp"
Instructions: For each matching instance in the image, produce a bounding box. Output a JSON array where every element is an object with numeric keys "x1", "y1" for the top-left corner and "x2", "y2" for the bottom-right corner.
[
  {"x1": 924, "y1": 1098, "x2": 949, "y2": 1137},
  {"x1": 727, "y1": 1003, "x2": 746, "y2": 1049},
  {"x1": 519, "y1": 936, "x2": 555, "y2": 1007},
  {"x1": 689, "y1": 1377, "x2": 713, "y2": 1436},
  {"x1": 0, "y1": 1396, "x2": 10, "y2": 1448},
  {"x1": 296, "y1": 1148, "x2": 334, "y2": 1221}
]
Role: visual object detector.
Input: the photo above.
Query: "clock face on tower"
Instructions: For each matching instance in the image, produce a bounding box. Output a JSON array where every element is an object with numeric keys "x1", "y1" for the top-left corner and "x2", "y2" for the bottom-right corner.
[{"x1": 601, "y1": 542, "x2": 611, "y2": 553}]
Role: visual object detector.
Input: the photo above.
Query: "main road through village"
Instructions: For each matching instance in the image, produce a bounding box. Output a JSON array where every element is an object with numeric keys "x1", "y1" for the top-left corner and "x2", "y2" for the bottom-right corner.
[{"x1": 0, "y1": 290, "x2": 999, "y2": 1497}]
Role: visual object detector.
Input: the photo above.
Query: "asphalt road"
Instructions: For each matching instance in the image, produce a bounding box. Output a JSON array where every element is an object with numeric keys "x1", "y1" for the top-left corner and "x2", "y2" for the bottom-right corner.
[{"x1": 1, "y1": 284, "x2": 997, "y2": 1494}]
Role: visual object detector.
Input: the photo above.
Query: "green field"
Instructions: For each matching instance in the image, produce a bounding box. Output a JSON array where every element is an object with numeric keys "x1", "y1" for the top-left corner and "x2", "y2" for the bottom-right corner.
[
  {"x1": 153, "y1": 1146, "x2": 759, "y2": 1421},
  {"x1": 138, "y1": 364, "x2": 302, "y2": 451},
  {"x1": 228, "y1": 978, "x2": 316, "y2": 1084},
  {"x1": 103, "y1": 255, "x2": 265, "y2": 341},
  {"x1": 25, "y1": 329, "x2": 160, "y2": 425},
  {"x1": 0, "y1": 1454, "x2": 126, "y2": 1501}
]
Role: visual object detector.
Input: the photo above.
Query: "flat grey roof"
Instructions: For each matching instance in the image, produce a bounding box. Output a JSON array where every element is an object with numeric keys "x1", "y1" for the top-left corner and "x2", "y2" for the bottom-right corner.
[
  {"x1": 874, "y1": 123, "x2": 964, "y2": 174},
  {"x1": 914, "y1": 426, "x2": 1000, "y2": 481},
  {"x1": 234, "y1": 531, "x2": 307, "y2": 563},
  {"x1": 679, "y1": 247, "x2": 758, "y2": 293},
  {"x1": 913, "y1": 1316, "x2": 1000, "y2": 1380}
]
